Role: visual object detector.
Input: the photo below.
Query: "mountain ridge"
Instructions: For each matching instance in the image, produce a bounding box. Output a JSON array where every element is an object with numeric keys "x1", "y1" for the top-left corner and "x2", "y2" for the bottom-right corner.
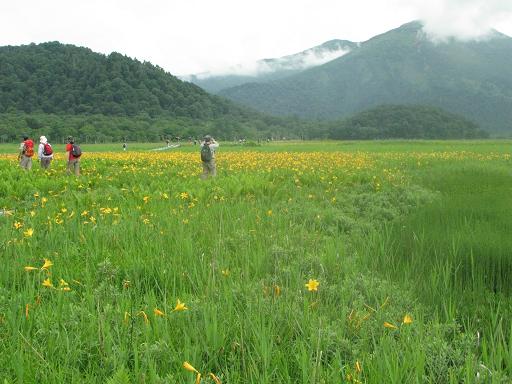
[
  {"x1": 218, "y1": 21, "x2": 512, "y2": 132},
  {"x1": 184, "y1": 39, "x2": 357, "y2": 93}
]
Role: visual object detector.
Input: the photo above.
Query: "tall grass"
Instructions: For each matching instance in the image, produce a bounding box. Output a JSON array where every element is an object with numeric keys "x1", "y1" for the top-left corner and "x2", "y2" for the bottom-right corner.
[{"x1": 0, "y1": 142, "x2": 511, "y2": 382}]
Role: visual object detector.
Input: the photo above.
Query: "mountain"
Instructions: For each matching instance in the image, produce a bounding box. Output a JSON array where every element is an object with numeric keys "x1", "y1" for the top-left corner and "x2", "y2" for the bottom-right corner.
[
  {"x1": 219, "y1": 21, "x2": 512, "y2": 132},
  {"x1": 184, "y1": 40, "x2": 357, "y2": 93},
  {"x1": 0, "y1": 41, "x2": 245, "y2": 119}
]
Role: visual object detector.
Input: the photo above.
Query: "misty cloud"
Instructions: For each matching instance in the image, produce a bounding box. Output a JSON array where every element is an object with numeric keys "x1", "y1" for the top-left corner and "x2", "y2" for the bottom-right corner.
[
  {"x1": 403, "y1": 0, "x2": 512, "y2": 41},
  {"x1": 190, "y1": 46, "x2": 351, "y2": 79}
]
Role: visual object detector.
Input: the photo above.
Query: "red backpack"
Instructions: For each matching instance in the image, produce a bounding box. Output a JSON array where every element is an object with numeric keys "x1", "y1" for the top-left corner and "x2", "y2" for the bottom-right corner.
[
  {"x1": 43, "y1": 143, "x2": 53, "y2": 156},
  {"x1": 23, "y1": 141, "x2": 34, "y2": 157}
]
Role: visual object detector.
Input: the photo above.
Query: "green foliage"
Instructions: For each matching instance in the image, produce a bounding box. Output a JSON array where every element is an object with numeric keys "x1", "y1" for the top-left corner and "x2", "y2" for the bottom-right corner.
[
  {"x1": 0, "y1": 42, "x2": 239, "y2": 119},
  {"x1": 327, "y1": 104, "x2": 488, "y2": 139}
]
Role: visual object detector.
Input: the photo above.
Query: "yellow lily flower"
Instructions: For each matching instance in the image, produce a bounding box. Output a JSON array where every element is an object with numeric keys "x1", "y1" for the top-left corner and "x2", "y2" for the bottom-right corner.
[
  {"x1": 42, "y1": 278, "x2": 53, "y2": 288},
  {"x1": 403, "y1": 314, "x2": 413, "y2": 325},
  {"x1": 154, "y1": 308, "x2": 165, "y2": 317},
  {"x1": 183, "y1": 361, "x2": 198, "y2": 373},
  {"x1": 305, "y1": 279, "x2": 319, "y2": 291},
  {"x1": 24, "y1": 266, "x2": 38, "y2": 272},
  {"x1": 41, "y1": 259, "x2": 53, "y2": 270},
  {"x1": 383, "y1": 321, "x2": 398, "y2": 330},
  {"x1": 209, "y1": 372, "x2": 222, "y2": 384},
  {"x1": 174, "y1": 299, "x2": 188, "y2": 311}
]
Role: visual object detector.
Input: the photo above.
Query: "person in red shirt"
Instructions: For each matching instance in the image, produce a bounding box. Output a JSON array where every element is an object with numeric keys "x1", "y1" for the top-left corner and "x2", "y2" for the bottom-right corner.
[
  {"x1": 18, "y1": 135, "x2": 34, "y2": 170},
  {"x1": 66, "y1": 136, "x2": 80, "y2": 176}
]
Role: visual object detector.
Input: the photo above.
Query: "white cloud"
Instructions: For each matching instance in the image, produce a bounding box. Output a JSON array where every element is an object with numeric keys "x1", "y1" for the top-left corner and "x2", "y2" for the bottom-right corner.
[
  {"x1": 194, "y1": 46, "x2": 351, "y2": 78},
  {"x1": 396, "y1": 0, "x2": 512, "y2": 41},
  {"x1": 0, "y1": 0, "x2": 511, "y2": 75}
]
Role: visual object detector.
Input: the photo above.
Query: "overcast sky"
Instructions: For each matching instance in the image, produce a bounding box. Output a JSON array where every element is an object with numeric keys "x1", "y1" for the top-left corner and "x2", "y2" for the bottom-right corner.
[{"x1": 1, "y1": 0, "x2": 511, "y2": 76}]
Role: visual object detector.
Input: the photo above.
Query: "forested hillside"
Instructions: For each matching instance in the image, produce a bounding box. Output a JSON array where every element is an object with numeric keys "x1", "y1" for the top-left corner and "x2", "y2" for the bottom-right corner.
[
  {"x1": 326, "y1": 105, "x2": 488, "y2": 139},
  {"x1": 0, "y1": 42, "x2": 242, "y2": 118}
]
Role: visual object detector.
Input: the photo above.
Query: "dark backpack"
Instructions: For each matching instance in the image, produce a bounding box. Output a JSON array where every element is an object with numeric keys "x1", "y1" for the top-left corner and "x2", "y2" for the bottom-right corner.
[
  {"x1": 200, "y1": 144, "x2": 213, "y2": 162},
  {"x1": 71, "y1": 144, "x2": 82, "y2": 157},
  {"x1": 43, "y1": 143, "x2": 53, "y2": 156}
]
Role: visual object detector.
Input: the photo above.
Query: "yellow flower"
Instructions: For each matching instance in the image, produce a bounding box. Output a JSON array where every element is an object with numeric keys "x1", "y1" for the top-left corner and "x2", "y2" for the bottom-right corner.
[
  {"x1": 13, "y1": 221, "x2": 23, "y2": 229},
  {"x1": 122, "y1": 280, "x2": 131, "y2": 289},
  {"x1": 138, "y1": 311, "x2": 149, "y2": 324},
  {"x1": 355, "y1": 360, "x2": 362, "y2": 373},
  {"x1": 266, "y1": 209, "x2": 272, "y2": 216},
  {"x1": 383, "y1": 321, "x2": 398, "y2": 330},
  {"x1": 403, "y1": 314, "x2": 413, "y2": 325},
  {"x1": 154, "y1": 308, "x2": 165, "y2": 317},
  {"x1": 23, "y1": 228, "x2": 34, "y2": 238},
  {"x1": 180, "y1": 192, "x2": 189, "y2": 200},
  {"x1": 41, "y1": 258, "x2": 53, "y2": 270},
  {"x1": 274, "y1": 285, "x2": 281, "y2": 296},
  {"x1": 24, "y1": 266, "x2": 38, "y2": 272},
  {"x1": 42, "y1": 278, "x2": 53, "y2": 288},
  {"x1": 183, "y1": 361, "x2": 198, "y2": 373},
  {"x1": 61, "y1": 287, "x2": 71, "y2": 292},
  {"x1": 221, "y1": 269, "x2": 230, "y2": 277},
  {"x1": 195, "y1": 373, "x2": 201, "y2": 384},
  {"x1": 81, "y1": 210, "x2": 89, "y2": 217},
  {"x1": 173, "y1": 299, "x2": 188, "y2": 311},
  {"x1": 143, "y1": 196, "x2": 150, "y2": 203},
  {"x1": 59, "y1": 279, "x2": 69, "y2": 287},
  {"x1": 25, "y1": 303, "x2": 30, "y2": 319},
  {"x1": 305, "y1": 279, "x2": 319, "y2": 292},
  {"x1": 209, "y1": 373, "x2": 222, "y2": 384}
]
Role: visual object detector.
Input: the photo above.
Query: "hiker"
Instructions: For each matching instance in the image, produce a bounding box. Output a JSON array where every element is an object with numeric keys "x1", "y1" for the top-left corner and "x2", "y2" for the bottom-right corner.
[
  {"x1": 37, "y1": 136, "x2": 53, "y2": 169},
  {"x1": 200, "y1": 135, "x2": 219, "y2": 179},
  {"x1": 65, "y1": 136, "x2": 81, "y2": 176},
  {"x1": 18, "y1": 135, "x2": 34, "y2": 170},
  {"x1": 123, "y1": 142, "x2": 127, "y2": 151}
]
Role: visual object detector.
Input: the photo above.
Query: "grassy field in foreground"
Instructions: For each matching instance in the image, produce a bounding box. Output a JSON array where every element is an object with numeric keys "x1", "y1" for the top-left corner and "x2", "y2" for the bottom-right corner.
[{"x1": 0, "y1": 141, "x2": 511, "y2": 383}]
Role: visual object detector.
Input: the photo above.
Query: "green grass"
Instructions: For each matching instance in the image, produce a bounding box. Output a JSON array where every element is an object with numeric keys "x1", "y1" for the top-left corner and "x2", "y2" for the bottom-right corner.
[{"x1": 1, "y1": 140, "x2": 511, "y2": 383}]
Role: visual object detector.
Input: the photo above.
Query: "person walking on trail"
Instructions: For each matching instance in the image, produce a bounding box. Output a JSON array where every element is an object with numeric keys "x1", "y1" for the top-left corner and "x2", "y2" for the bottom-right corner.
[
  {"x1": 18, "y1": 135, "x2": 34, "y2": 170},
  {"x1": 37, "y1": 136, "x2": 53, "y2": 169},
  {"x1": 66, "y1": 136, "x2": 81, "y2": 176},
  {"x1": 200, "y1": 135, "x2": 219, "y2": 179}
]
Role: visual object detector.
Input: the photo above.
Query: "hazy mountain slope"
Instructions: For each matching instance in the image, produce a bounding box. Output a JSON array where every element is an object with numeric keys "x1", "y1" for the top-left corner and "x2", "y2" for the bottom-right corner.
[
  {"x1": 185, "y1": 40, "x2": 357, "y2": 93},
  {"x1": 220, "y1": 21, "x2": 512, "y2": 131}
]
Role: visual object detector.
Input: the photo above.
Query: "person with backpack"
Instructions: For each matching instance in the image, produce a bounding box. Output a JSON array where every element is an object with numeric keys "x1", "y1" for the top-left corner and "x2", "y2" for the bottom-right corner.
[
  {"x1": 18, "y1": 135, "x2": 34, "y2": 170},
  {"x1": 65, "y1": 136, "x2": 81, "y2": 176},
  {"x1": 37, "y1": 136, "x2": 53, "y2": 169},
  {"x1": 200, "y1": 135, "x2": 219, "y2": 179}
]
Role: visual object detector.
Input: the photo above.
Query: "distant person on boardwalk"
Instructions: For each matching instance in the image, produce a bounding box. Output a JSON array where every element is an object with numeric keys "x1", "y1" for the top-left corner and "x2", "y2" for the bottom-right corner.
[
  {"x1": 200, "y1": 135, "x2": 219, "y2": 179},
  {"x1": 18, "y1": 135, "x2": 34, "y2": 170},
  {"x1": 37, "y1": 136, "x2": 53, "y2": 169},
  {"x1": 66, "y1": 136, "x2": 81, "y2": 176}
]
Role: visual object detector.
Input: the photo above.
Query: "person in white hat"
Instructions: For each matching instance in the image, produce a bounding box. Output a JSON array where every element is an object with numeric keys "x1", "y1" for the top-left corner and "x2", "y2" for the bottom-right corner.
[{"x1": 38, "y1": 135, "x2": 54, "y2": 169}]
